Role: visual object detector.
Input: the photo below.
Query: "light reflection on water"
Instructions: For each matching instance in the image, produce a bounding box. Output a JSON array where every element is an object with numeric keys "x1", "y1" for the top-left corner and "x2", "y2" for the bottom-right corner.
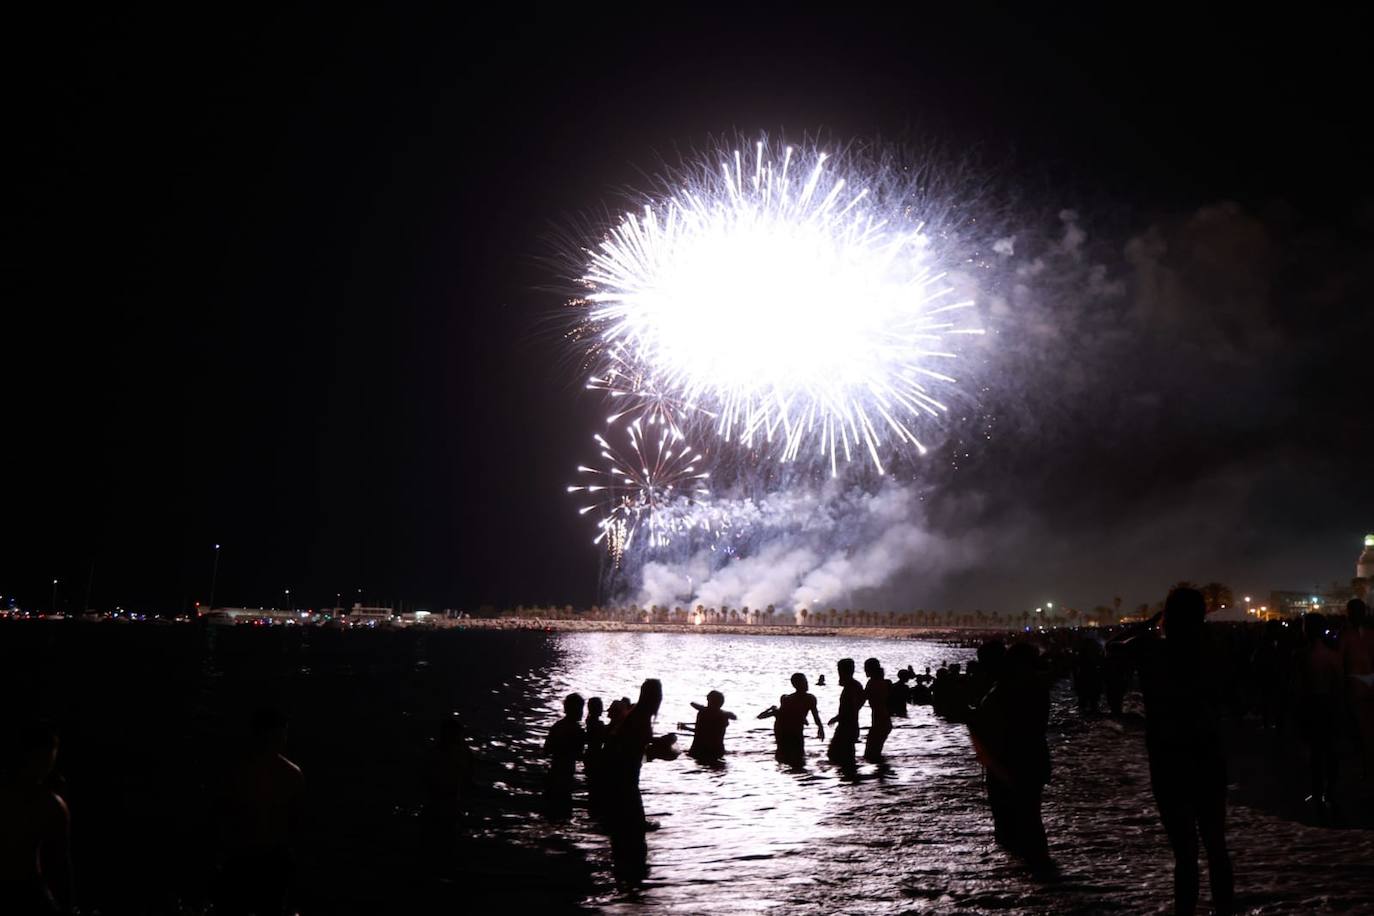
[{"x1": 501, "y1": 632, "x2": 1374, "y2": 915}]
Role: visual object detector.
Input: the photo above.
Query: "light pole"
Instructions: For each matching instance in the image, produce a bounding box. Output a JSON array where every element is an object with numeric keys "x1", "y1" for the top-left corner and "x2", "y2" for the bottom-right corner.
[
  {"x1": 51, "y1": 578, "x2": 59, "y2": 612},
  {"x1": 208, "y1": 544, "x2": 221, "y2": 611},
  {"x1": 285, "y1": 588, "x2": 292, "y2": 612}
]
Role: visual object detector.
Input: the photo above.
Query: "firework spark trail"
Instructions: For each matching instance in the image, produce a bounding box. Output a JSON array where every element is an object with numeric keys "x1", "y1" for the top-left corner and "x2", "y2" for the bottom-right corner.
[
  {"x1": 565, "y1": 419, "x2": 711, "y2": 566},
  {"x1": 578, "y1": 137, "x2": 983, "y2": 476}
]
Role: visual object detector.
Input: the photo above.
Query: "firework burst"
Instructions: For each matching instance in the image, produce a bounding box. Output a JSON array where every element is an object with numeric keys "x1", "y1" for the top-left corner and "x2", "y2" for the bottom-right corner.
[
  {"x1": 566, "y1": 420, "x2": 711, "y2": 566},
  {"x1": 577, "y1": 136, "x2": 983, "y2": 476}
]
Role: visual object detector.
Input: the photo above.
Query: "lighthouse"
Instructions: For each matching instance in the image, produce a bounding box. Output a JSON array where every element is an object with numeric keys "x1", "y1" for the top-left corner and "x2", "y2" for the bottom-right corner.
[{"x1": 1360, "y1": 533, "x2": 1374, "y2": 582}]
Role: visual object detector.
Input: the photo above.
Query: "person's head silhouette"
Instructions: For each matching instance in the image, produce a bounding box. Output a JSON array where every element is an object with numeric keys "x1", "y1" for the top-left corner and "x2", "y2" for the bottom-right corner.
[
  {"x1": 1302, "y1": 612, "x2": 1327, "y2": 642},
  {"x1": 706, "y1": 690, "x2": 725, "y2": 709},
  {"x1": 438, "y1": 712, "x2": 465, "y2": 746},
  {"x1": 790, "y1": 672, "x2": 809, "y2": 693},
  {"x1": 587, "y1": 696, "x2": 604, "y2": 719},
  {"x1": 1163, "y1": 587, "x2": 1205, "y2": 643},
  {"x1": 563, "y1": 693, "x2": 585, "y2": 720},
  {"x1": 1004, "y1": 641, "x2": 1038, "y2": 676},
  {"x1": 863, "y1": 658, "x2": 883, "y2": 679},
  {"x1": 837, "y1": 658, "x2": 855, "y2": 679},
  {"x1": 636, "y1": 679, "x2": 663, "y2": 718}
]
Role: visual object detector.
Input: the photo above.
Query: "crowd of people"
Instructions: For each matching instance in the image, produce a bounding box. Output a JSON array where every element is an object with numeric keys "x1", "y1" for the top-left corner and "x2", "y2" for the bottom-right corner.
[
  {"x1": 532, "y1": 589, "x2": 1373, "y2": 914},
  {"x1": 5, "y1": 590, "x2": 1371, "y2": 915}
]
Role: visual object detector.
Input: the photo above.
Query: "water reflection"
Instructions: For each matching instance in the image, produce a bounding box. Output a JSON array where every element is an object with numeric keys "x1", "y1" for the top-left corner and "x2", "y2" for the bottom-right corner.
[
  {"x1": 537, "y1": 633, "x2": 976, "y2": 911},
  {"x1": 516, "y1": 632, "x2": 1374, "y2": 914}
]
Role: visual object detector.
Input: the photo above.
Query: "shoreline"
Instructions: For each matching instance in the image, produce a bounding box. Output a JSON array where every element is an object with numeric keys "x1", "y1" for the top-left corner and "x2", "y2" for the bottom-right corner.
[{"x1": 449, "y1": 617, "x2": 994, "y2": 641}]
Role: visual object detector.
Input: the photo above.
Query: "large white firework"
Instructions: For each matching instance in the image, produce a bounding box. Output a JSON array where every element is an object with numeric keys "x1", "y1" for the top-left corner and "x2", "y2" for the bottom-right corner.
[
  {"x1": 578, "y1": 137, "x2": 983, "y2": 476},
  {"x1": 566, "y1": 420, "x2": 711, "y2": 567}
]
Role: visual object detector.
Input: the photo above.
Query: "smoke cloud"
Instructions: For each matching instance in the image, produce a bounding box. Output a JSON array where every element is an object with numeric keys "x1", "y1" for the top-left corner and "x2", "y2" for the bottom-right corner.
[{"x1": 624, "y1": 197, "x2": 1373, "y2": 614}]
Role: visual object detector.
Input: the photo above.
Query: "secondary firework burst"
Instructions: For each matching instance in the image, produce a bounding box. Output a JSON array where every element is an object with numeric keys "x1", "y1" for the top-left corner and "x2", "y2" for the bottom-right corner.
[
  {"x1": 566, "y1": 420, "x2": 711, "y2": 567},
  {"x1": 576, "y1": 135, "x2": 983, "y2": 477}
]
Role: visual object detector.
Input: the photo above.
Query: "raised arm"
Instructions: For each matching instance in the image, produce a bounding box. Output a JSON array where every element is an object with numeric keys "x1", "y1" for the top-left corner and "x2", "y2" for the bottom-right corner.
[{"x1": 1108, "y1": 611, "x2": 1163, "y2": 652}]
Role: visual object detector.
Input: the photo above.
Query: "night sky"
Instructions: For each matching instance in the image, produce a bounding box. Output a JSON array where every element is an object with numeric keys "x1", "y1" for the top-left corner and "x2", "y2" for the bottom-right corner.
[{"x1": 9, "y1": 7, "x2": 1372, "y2": 615}]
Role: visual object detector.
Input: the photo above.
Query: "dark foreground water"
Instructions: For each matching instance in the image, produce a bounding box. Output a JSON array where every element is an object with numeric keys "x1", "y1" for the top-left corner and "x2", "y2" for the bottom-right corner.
[{"x1": 4, "y1": 623, "x2": 1373, "y2": 914}]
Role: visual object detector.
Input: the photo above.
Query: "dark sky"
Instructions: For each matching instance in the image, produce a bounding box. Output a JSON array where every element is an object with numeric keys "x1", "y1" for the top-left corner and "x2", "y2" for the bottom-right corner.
[{"x1": 8, "y1": 6, "x2": 1372, "y2": 614}]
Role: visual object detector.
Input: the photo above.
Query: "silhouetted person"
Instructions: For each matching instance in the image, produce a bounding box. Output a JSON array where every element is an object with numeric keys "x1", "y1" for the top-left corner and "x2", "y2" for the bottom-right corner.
[
  {"x1": 863, "y1": 658, "x2": 893, "y2": 761},
  {"x1": 890, "y1": 668, "x2": 913, "y2": 718},
  {"x1": 1113, "y1": 588, "x2": 1234, "y2": 916},
  {"x1": 585, "y1": 697, "x2": 607, "y2": 756},
  {"x1": 1296, "y1": 614, "x2": 1341, "y2": 815},
  {"x1": 0, "y1": 719, "x2": 72, "y2": 915},
  {"x1": 1103, "y1": 642, "x2": 1130, "y2": 716},
  {"x1": 544, "y1": 693, "x2": 586, "y2": 819},
  {"x1": 584, "y1": 697, "x2": 608, "y2": 812},
  {"x1": 826, "y1": 659, "x2": 864, "y2": 765},
  {"x1": 1072, "y1": 638, "x2": 1104, "y2": 714},
  {"x1": 932, "y1": 664, "x2": 968, "y2": 720},
  {"x1": 1251, "y1": 620, "x2": 1288, "y2": 732},
  {"x1": 816, "y1": 674, "x2": 826, "y2": 686},
  {"x1": 685, "y1": 691, "x2": 736, "y2": 762},
  {"x1": 759, "y1": 673, "x2": 823, "y2": 766},
  {"x1": 420, "y1": 713, "x2": 475, "y2": 872},
  {"x1": 216, "y1": 706, "x2": 304, "y2": 916},
  {"x1": 607, "y1": 696, "x2": 632, "y2": 731},
  {"x1": 969, "y1": 643, "x2": 1051, "y2": 867},
  {"x1": 973, "y1": 640, "x2": 1006, "y2": 707},
  {"x1": 605, "y1": 679, "x2": 676, "y2": 883},
  {"x1": 1341, "y1": 599, "x2": 1374, "y2": 777},
  {"x1": 911, "y1": 666, "x2": 934, "y2": 705}
]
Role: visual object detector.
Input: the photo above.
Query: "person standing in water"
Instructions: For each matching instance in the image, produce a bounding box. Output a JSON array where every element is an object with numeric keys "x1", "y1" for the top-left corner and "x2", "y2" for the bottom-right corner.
[
  {"x1": 543, "y1": 693, "x2": 586, "y2": 819},
  {"x1": 1111, "y1": 588, "x2": 1234, "y2": 916},
  {"x1": 863, "y1": 658, "x2": 893, "y2": 761},
  {"x1": 758, "y1": 673, "x2": 824, "y2": 766},
  {"x1": 684, "y1": 691, "x2": 736, "y2": 762},
  {"x1": 827, "y1": 658, "x2": 865, "y2": 766},
  {"x1": 968, "y1": 643, "x2": 1052, "y2": 867},
  {"x1": 605, "y1": 679, "x2": 676, "y2": 882}
]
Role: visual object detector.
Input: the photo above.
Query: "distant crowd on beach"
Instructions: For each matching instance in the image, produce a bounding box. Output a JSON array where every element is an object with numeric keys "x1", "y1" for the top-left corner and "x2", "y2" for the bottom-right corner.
[{"x1": 5, "y1": 590, "x2": 1372, "y2": 915}]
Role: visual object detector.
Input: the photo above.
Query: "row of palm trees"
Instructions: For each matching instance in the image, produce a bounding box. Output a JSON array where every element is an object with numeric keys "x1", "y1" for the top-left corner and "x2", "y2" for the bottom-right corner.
[
  {"x1": 504, "y1": 603, "x2": 1112, "y2": 628},
  {"x1": 496, "y1": 582, "x2": 1236, "y2": 628}
]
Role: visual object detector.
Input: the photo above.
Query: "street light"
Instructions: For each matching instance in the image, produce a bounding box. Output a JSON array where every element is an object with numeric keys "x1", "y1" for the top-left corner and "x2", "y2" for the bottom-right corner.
[
  {"x1": 208, "y1": 544, "x2": 221, "y2": 611},
  {"x1": 51, "y1": 578, "x2": 59, "y2": 612},
  {"x1": 285, "y1": 588, "x2": 292, "y2": 611}
]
